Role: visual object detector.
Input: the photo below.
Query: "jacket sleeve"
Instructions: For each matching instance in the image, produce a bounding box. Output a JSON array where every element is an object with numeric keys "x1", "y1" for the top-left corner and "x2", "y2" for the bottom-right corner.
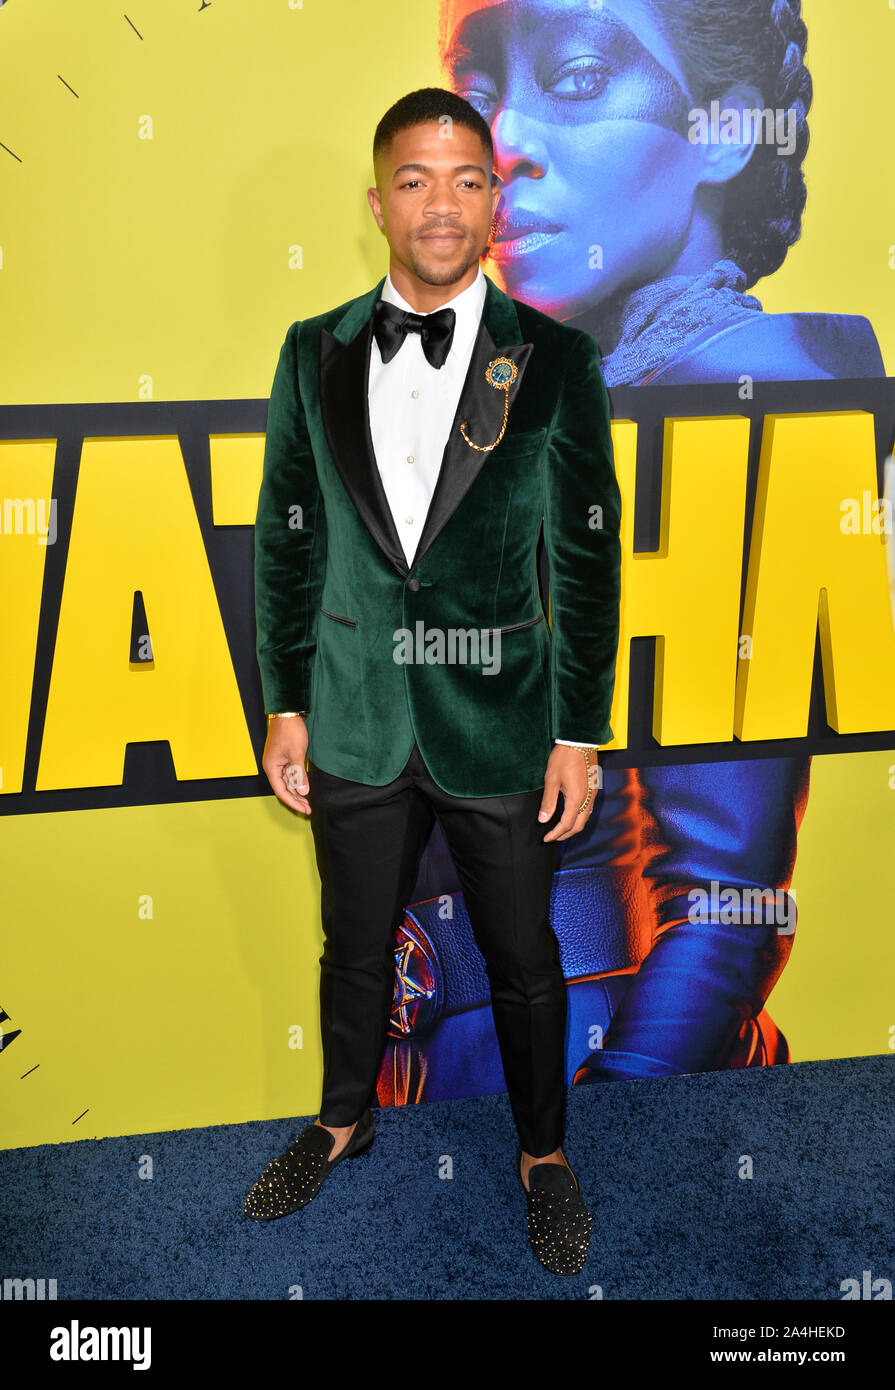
[
  {"x1": 253, "y1": 320, "x2": 326, "y2": 713},
  {"x1": 543, "y1": 330, "x2": 622, "y2": 745}
]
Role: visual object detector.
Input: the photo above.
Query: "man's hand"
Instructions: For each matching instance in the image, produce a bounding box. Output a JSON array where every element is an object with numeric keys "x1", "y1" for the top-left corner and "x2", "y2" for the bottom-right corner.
[
  {"x1": 538, "y1": 745, "x2": 598, "y2": 842},
  {"x1": 262, "y1": 716, "x2": 311, "y2": 815}
]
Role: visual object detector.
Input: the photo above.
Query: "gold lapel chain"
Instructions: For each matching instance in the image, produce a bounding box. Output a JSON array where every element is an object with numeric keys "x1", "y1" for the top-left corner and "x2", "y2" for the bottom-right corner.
[{"x1": 459, "y1": 357, "x2": 518, "y2": 452}]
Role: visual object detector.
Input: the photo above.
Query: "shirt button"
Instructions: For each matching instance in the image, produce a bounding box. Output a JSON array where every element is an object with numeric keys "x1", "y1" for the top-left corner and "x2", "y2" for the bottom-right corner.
[
  {"x1": 406, "y1": 454, "x2": 414, "y2": 464},
  {"x1": 405, "y1": 516, "x2": 413, "y2": 525},
  {"x1": 411, "y1": 389, "x2": 420, "y2": 398}
]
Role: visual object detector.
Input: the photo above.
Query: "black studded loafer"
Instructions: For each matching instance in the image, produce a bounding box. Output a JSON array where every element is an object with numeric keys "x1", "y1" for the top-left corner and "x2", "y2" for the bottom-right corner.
[
  {"x1": 517, "y1": 1144, "x2": 592, "y2": 1276},
  {"x1": 244, "y1": 1110, "x2": 375, "y2": 1221}
]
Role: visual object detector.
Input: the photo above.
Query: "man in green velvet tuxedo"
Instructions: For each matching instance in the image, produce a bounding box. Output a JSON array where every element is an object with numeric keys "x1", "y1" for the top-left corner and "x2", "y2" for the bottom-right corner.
[{"x1": 244, "y1": 88, "x2": 622, "y2": 1277}]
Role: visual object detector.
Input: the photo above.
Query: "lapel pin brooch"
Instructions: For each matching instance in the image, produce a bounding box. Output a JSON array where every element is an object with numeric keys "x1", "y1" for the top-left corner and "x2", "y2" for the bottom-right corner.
[{"x1": 460, "y1": 356, "x2": 519, "y2": 452}]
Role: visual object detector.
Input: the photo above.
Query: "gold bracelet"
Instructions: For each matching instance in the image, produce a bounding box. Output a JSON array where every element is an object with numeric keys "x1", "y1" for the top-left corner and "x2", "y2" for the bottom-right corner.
[
  {"x1": 266, "y1": 711, "x2": 307, "y2": 723},
  {"x1": 570, "y1": 745, "x2": 597, "y2": 815}
]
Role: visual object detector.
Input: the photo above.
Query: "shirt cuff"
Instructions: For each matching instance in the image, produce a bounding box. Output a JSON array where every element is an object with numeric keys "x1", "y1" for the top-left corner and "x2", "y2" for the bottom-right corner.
[{"x1": 554, "y1": 738, "x2": 600, "y2": 749}]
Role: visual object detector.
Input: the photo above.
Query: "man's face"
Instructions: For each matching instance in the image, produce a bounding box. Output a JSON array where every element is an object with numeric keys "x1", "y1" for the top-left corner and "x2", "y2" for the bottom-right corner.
[{"x1": 368, "y1": 120, "x2": 500, "y2": 288}]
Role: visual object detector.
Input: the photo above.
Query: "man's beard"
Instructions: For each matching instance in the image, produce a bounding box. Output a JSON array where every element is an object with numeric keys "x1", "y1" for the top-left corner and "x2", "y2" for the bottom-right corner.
[{"x1": 407, "y1": 236, "x2": 484, "y2": 286}]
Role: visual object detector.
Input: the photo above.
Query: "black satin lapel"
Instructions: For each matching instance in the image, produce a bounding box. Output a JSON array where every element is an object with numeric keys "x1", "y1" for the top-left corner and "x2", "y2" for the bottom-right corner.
[
  {"x1": 411, "y1": 329, "x2": 534, "y2": 567},
  {"x1": 319, "y1": 321, "x2": 409, "y2": 576}
]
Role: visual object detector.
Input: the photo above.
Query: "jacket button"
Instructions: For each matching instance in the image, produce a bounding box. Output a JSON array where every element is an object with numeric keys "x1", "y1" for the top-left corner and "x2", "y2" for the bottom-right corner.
[{"x1": 407, "y1": 577, "x2": 421, "y2": 591}]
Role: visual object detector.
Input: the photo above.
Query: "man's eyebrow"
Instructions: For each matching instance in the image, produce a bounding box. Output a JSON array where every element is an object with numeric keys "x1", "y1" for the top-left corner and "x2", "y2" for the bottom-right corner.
[{"x1": 391, "y1": 162, "x2": 490, "y2": 179}]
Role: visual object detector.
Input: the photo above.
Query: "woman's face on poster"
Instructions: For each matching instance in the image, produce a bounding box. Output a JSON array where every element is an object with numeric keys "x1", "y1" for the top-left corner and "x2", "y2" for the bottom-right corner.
[{"x1": 440, "y1": 0, "x2": 712, "y2": 317}]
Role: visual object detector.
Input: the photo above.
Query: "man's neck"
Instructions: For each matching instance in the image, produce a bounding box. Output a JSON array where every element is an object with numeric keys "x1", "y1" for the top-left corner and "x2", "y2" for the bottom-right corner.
[{"x1": 387, "y1": 261, "x2": 480, "y2": 314}]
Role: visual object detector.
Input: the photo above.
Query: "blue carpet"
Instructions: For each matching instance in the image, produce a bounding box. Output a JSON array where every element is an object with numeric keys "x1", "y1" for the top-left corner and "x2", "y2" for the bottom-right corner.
[{"x1": 1, "y1": 1055, "x2": 892, "y2": 1300}]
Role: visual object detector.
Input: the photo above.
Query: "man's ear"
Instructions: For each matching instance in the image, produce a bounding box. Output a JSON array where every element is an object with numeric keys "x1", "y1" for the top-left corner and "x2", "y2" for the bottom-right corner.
[{"x1": 367, "y1": 186, "x2": 384, "y2": 230}]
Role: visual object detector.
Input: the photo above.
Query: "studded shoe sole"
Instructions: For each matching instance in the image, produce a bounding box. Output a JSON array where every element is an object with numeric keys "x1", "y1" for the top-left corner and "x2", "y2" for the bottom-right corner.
[
  {"x1": 244, "y1": 1110, "x2": 375, "y2": 1222},
  {"x1": 517, "y1": 1144, "x2": 592, "y2": 1276}
]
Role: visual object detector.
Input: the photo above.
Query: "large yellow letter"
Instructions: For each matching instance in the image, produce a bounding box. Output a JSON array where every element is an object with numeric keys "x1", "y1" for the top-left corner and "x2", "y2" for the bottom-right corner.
[
  {"x1": 0, "y1": 441, "x2": 56, "y2": 794},
  {"x1": 610, "y1": 416, "x2": 751, "y2": 746},
  {"x1": 736, "y1": 411, "x2": 895, "y2": 739},
  {"x1": 37, "y1": 436, "x2": 257, "y2": 788}
]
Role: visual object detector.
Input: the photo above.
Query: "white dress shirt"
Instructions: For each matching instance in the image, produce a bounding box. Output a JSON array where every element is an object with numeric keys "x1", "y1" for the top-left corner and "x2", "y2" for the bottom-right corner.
[{"x1": 367, "y1": 266, "x2": 598, "y2": 753}]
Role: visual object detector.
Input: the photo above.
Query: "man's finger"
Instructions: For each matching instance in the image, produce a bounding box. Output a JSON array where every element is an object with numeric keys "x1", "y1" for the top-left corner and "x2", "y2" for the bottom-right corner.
[
  {"x1": 273, "y1": 784, "x2": 311, "y2": 814},
  {"x1": 542, "y1": 802, "x2": 580, "y2": 841},
  {"x1": 537, "y1": 773, "x2": 560, "y2": 823},
  {"x1": 262, "y1": 758, "x2": 311, "y2": 814},
  {"x1": 283, "y1": 762, "x2": 309, "y2": 796},
  {"x1": 546, "y1": 808, "x2": 590, "y2": 842},
  {"x1": 541, "y1": 767, "x2": 592, "y2": 841}
]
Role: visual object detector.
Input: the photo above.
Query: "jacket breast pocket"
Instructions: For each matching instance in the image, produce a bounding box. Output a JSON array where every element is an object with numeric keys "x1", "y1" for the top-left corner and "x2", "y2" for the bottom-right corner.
[{"x1": 494, "y1": 425, "x2": 547, "y2": 458}]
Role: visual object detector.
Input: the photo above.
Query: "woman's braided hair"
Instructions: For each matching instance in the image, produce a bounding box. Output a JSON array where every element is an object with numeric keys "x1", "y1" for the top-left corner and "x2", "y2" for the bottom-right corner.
[{"x1": 654, "y1": 0, "x2": 812, "y2": 286}]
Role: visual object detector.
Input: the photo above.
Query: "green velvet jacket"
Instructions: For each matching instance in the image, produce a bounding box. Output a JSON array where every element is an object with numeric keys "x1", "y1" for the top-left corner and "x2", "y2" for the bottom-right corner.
[{"x1": 253, "y1": 272, "x2": 622, "y2": 797}]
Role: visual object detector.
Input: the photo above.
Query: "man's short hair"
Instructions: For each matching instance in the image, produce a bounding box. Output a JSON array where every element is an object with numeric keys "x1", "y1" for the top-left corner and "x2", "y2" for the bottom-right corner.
[{"x1": 373, "y1": 87, "x2": 494, "y2": 178}]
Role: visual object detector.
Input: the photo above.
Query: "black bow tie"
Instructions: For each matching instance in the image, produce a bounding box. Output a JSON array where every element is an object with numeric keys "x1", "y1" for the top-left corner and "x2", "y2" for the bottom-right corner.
[{"x1": 372, "y1": 297, "x2": 457, "y2": 369}]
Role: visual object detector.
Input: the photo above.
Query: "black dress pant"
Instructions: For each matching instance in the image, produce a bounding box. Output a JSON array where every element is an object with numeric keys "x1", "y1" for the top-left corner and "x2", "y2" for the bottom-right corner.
[{"x1": 306, "y1": 741, "x2": 567, "y2": 1157}]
